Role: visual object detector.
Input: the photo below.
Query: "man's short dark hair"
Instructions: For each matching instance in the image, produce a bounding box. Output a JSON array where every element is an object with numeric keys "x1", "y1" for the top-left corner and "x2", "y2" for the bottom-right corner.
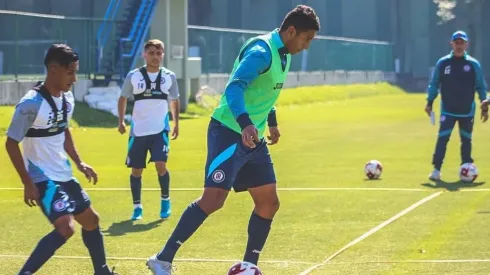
[
  {"x1": 279, "y1": 5, "x2": 320, "y2": 33},
  {"x1": 44, "y1": 44, "x2": 79, "y2": 68},
  {"x1": 144, "y1": 39, "x2": 164, "y2": 51}
]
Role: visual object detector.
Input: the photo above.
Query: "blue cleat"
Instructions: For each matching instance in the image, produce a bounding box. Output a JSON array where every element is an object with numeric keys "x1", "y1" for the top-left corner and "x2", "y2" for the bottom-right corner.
[
  {"x1": 160, "y1": 199, "x2": 171, "y2": 219},
  {"x1": 131, "y1": 207, "x2": 143, "y2": 220}
]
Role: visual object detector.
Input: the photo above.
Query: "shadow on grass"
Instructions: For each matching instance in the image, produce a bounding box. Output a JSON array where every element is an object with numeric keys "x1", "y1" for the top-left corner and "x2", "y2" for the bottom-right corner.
[
  {"x1": 421, "y1": 180, "x2": 485, "y2": 192},
  {"x1": 72, "y1": 102, "x2": 119, "y2": 128},
  {"x1": 102, "y1": 219, "x2": 165, "y2": 237},
  {"x1": 72, "y1": 101, "x2": 209, "y2": 128}
]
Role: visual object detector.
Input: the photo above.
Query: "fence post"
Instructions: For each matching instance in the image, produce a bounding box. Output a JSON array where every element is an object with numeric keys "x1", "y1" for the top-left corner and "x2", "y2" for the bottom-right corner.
[{"x1": 14, "y1": 14, "x2": 18, "y2": 81}]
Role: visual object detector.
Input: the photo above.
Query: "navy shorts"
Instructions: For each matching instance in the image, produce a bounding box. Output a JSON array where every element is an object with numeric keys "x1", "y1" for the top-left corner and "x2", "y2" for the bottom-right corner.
[
  {"x1": 204, "y1": 119, "x2": 276, "y2": 192},
  {"x1": 37, "y1": 179, "x2": 91, "y2": 223},
  {"x1": 126, "y1": 131, "x2": 169, "y2": 168}
]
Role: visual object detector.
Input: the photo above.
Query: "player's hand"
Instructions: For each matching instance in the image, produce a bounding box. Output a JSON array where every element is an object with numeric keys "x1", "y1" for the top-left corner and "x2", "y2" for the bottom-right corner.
[
  {"x1": 424, "y1": 105, "x2": 432, "y2": 116},
  {"x1": 482, "y1": 109, "x2": 489, "y2": 123},
  {"x1": 267, "y1": 126, "x2": 281, "y2": 145},
  {"x1": 118, "y1": 122, "x2": 126, "y2": 134},
  {"x1": 481, "y1": 100, "x2": 489, "y2": 123},
  {"x1": 241, "y1": 125, "x2": 259, "y2": 148},
  {"x1": 24, "y1": 182, "x2": 40, "y2": 207},
  {"x1": 77, "y1": 162, "x2": 98, "y2": 185},
  {"x1": 171, "y1": 125, "x2": 179, "y2": 140}
]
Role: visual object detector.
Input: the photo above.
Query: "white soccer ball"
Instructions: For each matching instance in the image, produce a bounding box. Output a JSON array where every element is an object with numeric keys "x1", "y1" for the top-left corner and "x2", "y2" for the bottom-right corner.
[
  {"x1": 365, "y1": 160, "x2": 383, "y2": 180},
  {"x1": 459, "y1": 163, "x2": 478, "y2": 182},
  {"x1": 227, "y1": 262, "x2": 263, "y2": 275}
]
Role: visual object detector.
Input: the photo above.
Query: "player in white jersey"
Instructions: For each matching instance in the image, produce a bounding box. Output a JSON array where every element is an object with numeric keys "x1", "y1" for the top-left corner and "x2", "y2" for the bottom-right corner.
[
  {"x1": 5, "y1": 44, "x2": 117, "y2": 275},
  {"x1": 117, "y1": 39, "x2": 180, "y2": 220}
]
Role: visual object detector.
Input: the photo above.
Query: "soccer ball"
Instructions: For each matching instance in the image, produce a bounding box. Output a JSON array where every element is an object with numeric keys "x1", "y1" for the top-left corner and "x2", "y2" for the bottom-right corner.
[
  {"x1": 365, "y1": 160, "x2": 383, "y2": 180},
  {"x1": 227, "y1": 262, "x2": 263, "y2": 275},
  {"x1": 459, "y1": 163, "x2": 478, "y2": 182}
]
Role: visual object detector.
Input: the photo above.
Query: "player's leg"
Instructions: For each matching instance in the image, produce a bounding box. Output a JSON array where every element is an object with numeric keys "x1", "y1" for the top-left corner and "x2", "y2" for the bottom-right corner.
[
  {"x1": 18, "y1": 181, "x2": 75, "y2": 274},
  {"x1": 458, "y1": 116, "x2": 475, "y2": 164},
  {"x1": 126, "y1": 135, "x2": 148, "y2": 220},
  {"x1": 150, "y1": 131, "x2": 171, "y2": 219},
  {"x1": 430, "y1": 114, "x2": 457, "y2": 180},
  {"x1": 148, "y1": 120, "x2": 244, "y2": 274},
  {"x1": 234, "y1": 143, "x2": 278, "y2": 265},
  {"x1": 75, "y1": 208, "x2": 115, "y2": 275},
  {"x1": 70, "y1": 180, "x2": 116, "y2": 275}
]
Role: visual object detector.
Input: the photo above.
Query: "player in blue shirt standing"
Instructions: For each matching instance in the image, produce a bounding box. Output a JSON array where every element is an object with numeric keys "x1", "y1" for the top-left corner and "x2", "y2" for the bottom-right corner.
[
  {"x1": 6, "y1": 44, "x2": 117, "y2": 274},
  {"x1": 425, "y1": 31, "x2": 488, "y2": 181}
]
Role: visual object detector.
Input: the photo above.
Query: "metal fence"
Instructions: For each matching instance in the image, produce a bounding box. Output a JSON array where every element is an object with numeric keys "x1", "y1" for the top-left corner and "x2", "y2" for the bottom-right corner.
[
  {"x1": 0, "y1": 10, "x2": 395, "y2": 81},
  {"x1": 0, "y1": 10, "x2": 120, "y2": 80},
  {"x1": 189, "y1": 25, "x2": 394, "y2": 74}
]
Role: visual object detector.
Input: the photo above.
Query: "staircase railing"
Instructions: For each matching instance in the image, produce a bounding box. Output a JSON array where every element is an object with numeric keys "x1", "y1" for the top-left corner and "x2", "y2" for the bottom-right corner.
[
  {"x1": 96, "y1": 0, "x2": 121, "y2": 74},
  {"x1": 119, "y1": 0, "x2": 158, "y2": 80}
]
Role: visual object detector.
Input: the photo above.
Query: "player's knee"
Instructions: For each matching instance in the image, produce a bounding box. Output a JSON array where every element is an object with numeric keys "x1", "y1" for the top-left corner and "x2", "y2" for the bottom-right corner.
[
  {"x1": 259, "y1": 197, "x2": 281, "y2": 215},
  {"x1": 131, "y1": 168, "x2": 144, "y2": 177},
  {"x1": 83, "y1": 210, "x2": 101, "y2": 231},
  {"x1": 270, "y1": 198, "x2": 280, "y2": 213},
  {"x1": 256, "y1": 197, "x2": 280, "y2": 217},
  {"x1": 156, "y1": 165, "x2": 167, "y2": 176},
  {"x1": 197, "y1": 188, "x2": 228, "y2": 214},
  {"x1": 54, "y1": 217, "x2": 75, "y2": 239},
  {"x1": 91, "y1": 211, "x2": 100, "y2": 226}
]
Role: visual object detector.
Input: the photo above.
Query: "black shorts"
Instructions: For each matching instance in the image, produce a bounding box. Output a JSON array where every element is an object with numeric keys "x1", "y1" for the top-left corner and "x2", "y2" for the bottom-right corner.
[
  {"x1": 37, "y1": 179, "x2": 91, "y2": 223},
  {"x1": 204, "y1": 119, "x2": 276, "y2": 192},
  {"x1": 126, "y1": 131, "x2": 170, "y2": 168}
]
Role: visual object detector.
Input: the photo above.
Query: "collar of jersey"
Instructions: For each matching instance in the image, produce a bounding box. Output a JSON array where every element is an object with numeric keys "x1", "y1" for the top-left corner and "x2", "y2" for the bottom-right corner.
[
  {"x1": 450, "y1": 51, "x2": 467, "y2": 59},
  {"x1": 271, "y1": 28, "x2": 288, "y2": 54}
]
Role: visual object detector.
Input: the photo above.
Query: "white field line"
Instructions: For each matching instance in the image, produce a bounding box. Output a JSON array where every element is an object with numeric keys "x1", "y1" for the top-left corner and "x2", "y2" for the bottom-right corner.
[
  {"x1": 0, "y1": 187, "x2": 432, "y2": 192},
  {"x1": 2, "y1": 254, "x2": 489, "y2": 266},
  {"x1": 0, "y1": 254, "x2": 314, "y2": 265},
  {"x1": 298, "y1": 191, "x2": 444, "y2": 275}
]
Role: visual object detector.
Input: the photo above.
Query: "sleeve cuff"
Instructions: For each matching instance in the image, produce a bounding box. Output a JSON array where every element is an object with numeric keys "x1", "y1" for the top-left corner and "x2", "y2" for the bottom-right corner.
[
  {"x1": 427, "y1": 99, "x2": 434, "y2": 107},
  {"x1": 236, "y1": 113, "x2": 253, "y2": 131},
  {"x1": 267, "y1": 110, "x2": 278, "y2": 127}
]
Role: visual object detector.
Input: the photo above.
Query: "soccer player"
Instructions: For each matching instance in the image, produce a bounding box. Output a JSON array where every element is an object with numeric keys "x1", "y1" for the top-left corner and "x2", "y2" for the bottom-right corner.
[
  {"x1": 118, "y1": 39, "x2": 180, "y2": 220},
  {"x1": 425, "y1": 31, "x2": 488, "y2": 181},
  {"x1": 5, "y1": 44, "x2": 117, "y2": 275},
  {"x1": 147, "y1": 5, "x2": 320, "y2": 274}
]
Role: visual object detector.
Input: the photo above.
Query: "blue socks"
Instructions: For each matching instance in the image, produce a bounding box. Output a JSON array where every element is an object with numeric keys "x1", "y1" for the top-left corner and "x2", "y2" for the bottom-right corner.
[
  {"x1": 243, "y1": 212, "x2": 273, "y2": 265},
  {"x1": 130, "y1": 175, "x2": 142, "y2": 205},
  {"x1": 159, "y1": 172, "x2": 170, "y2": 199},
  {"x1": 82, "y1": 227, "x2": 110, "y2": 274},
  {"x1": 19, "y1": 230, "x2": 66, "y2": 274},
  {"x1": 157, "y1": 202, "x2": 208, "y2": 262}
]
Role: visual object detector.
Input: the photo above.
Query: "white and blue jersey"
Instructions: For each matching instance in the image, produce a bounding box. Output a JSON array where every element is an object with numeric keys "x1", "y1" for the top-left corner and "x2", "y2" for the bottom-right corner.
[
  {"x1": 121, "y1": 66, "x2": 179, "y2": 137},
  {"x1": 7, "y1": 88, "x2": 75, "y2": 183}
]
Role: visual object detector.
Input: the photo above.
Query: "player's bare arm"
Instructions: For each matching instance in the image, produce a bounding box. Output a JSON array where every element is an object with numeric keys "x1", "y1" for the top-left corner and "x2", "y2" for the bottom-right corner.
[
  {"x1": 117, "y1": 96, "x2": 127, "y2": 134},
  {"x1": 170, "y1": 99, "x2": 180, "y2": 139},
  {"x1": 267, "y1": 108, "x2": 280, "y2": 145},
  {"x1": 64, "y1": 128, "x2": 98, "y2": 184},
  {"x1": 117, "y1": 70, "x2": 134, "y2": 135},
  {"x1": 5, "y1": 138, "x2": 39, "y2": 207}
]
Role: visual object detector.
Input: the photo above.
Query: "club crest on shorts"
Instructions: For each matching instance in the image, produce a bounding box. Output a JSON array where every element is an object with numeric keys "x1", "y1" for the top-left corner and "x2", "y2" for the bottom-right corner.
[
  {"x1": 440, "y1": 115, "x2": 446, "y2": 122},
  {"x1": 212, "y1": 170, "x2": 225, "y2": 183},
  {"x1": 53, "y1": 199, "x2": 68, "y2": 212}
]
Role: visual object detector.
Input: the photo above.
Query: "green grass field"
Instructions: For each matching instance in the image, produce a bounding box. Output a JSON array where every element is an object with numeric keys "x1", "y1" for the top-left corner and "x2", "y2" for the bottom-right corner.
[{"x1": 2, "y1": 83, "x2": 490, "y2": 275}]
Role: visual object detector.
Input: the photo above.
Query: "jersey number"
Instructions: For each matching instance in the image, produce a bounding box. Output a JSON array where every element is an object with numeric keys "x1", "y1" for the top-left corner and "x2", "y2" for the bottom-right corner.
[{"x1": 137, "y1": 82, "x2": 145, "y2": 89}]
